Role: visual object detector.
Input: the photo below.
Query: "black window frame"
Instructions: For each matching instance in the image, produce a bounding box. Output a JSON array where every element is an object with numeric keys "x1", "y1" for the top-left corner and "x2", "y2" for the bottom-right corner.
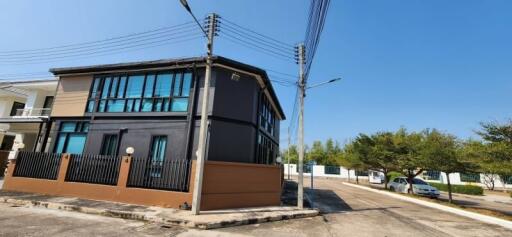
[
  {"x1": 86, "y1": 70, "x2": 193, "y2": 114},
  {"x1": 10, "y1": 101, "x2": 25, "y2": 116},
  {"x1": 53, "y1": 121, "x2": 90, "y2": 154},
  {"x1": 100, "y1": 134, "x2": 118, "y2": 156}
]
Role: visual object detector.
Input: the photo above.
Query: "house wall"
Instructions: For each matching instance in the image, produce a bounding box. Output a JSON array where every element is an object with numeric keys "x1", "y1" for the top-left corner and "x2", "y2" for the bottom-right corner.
[
  {"x1": 51, "y1": 75, "x2": 92, "y2": 117},
  {"x1": 48, "y1": 65, "x2": 282, "y2": 165},
  {"x1": 83, "y1": 118, "x2": 189, "y2": 160}
]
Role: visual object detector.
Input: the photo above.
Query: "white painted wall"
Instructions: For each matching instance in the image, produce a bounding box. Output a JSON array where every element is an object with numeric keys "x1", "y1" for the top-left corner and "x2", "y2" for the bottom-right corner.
[{"x1": 283, "y1": 164, "x2": 511, "y2": 190}]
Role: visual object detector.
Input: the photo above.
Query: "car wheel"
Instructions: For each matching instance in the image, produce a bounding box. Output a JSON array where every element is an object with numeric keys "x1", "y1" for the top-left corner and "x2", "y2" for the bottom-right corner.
[{"x1": 390, "y1": 186, "x2": 395, "y2": 192}]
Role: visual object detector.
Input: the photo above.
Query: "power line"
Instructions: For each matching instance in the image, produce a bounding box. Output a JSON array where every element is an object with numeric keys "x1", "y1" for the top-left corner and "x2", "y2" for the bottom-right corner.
[
  {"x1": 0, "y1": 21, "x2": 196, "y2": 55},
  {"x1": 221, "y1": 18, "x2": 295, "y2": 48},
  {"x1": 220, "y1": 34, "x2": 295, "y2": 62},
  {"x1": 0, "y1": 35, "x2": 204, "y2": 65}
]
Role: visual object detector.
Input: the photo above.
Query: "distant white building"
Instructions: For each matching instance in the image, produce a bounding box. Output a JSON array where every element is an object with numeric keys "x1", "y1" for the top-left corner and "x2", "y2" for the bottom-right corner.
[
  {"x1": 283, "y1": 164, "x2": 512, "y2": 190},
  {"x1": 0, "y1": 79, "x2": 58, "y2": 156}
]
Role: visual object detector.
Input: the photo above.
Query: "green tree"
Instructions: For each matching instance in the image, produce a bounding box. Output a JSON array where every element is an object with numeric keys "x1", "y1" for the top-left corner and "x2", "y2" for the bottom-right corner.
[
  {"x1": 309, "y1": 140, "x2": 326, "y2": 165},
  {"x1": 347, "y1": 132, "x2": 398, "y2": 188},
  {"x1": 394, "y1": 128, "x2": 428, "y2": 195},
  {"x1": 422, "y1": 129, "x2": 467, "y2": 203},
  {"x1": 282, "y1": 145, "x2": 298, "y2": 164},
  {"x1": 475, "y1": 120, "x2": 512, "y2": 192},
  {"x1": 341, "y1": 143, "x2": 368, "y2": 183}
]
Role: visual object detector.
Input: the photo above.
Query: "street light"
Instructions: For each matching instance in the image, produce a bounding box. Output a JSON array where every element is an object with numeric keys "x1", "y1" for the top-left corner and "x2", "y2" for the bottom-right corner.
[
  {"x1": 306, "y1": 78, "x2": 342, "y2": 90},
  {"x1": 180, "y1": 0, "x2": 217, "y2": 215}
]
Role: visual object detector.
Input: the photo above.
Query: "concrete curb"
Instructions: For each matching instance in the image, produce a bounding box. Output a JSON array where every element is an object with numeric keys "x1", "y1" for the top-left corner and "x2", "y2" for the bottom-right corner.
[
  {"x1": 0, "y1": 196, "x2": 318, "y2": 230},
  {"x1": 342, "y1": 182, "x2": 512, "y2": 230}
]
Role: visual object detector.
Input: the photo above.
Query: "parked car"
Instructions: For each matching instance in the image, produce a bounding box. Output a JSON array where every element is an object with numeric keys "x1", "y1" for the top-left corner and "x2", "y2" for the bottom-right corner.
[
  {"x1": 369, "y1": 171, "x2": 385, "y2": 184},
  {"x1": 389, "y1": 177, "x2": 440, "y2": 198}
]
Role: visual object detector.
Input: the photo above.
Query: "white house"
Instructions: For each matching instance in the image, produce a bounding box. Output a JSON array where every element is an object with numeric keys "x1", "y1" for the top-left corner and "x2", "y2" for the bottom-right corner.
[{"x1": 0, "y1": 79, "x2": 58, "y2": 156}]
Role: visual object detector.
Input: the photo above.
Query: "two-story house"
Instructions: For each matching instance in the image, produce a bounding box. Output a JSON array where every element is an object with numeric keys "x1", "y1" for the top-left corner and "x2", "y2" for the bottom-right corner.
[
  {"x1": 0, "y1": 79, "x2": 57, "y2": 154},
  {"x1": 47, "y1": 56, "x2": 284, "y2": 165}
]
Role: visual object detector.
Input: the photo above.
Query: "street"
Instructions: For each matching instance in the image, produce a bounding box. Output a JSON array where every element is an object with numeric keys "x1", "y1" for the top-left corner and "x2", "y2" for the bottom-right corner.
[{"x1": 0, "y1": 178, "x2": 510, "y2": 237}]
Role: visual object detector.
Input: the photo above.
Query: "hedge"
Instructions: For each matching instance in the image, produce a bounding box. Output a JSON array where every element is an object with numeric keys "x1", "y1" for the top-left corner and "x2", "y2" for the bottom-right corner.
[{"x1": 428, "y1": 182, "x2": 483, "y2": 195}]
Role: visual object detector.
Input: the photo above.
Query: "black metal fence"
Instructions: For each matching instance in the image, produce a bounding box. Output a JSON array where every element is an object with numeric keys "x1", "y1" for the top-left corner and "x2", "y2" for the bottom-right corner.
[
  {"x1": 127, "y1": 158, "x2": 191, "y2": 192},
  {"x1": 13, "y1": 151, "x2": 61, "y2": 180},
  {"x1": 324, "y1": 166, "x2": 340, "y2": 175},
  {"x1": 65, "y1": 154, "x2": 121, "y2": 185},
  {"x1": 296, "y1": 164, "x2": 312, "y2": 173}
]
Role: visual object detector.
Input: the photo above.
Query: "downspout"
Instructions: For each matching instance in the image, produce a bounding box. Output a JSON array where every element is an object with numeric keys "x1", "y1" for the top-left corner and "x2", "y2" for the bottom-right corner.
[
  {"x1": 185, "y1": 64, "x2": 200, "y2": 160},
  {"x1": 253, "y1": 88, "x2": 262, "y2": 163}
]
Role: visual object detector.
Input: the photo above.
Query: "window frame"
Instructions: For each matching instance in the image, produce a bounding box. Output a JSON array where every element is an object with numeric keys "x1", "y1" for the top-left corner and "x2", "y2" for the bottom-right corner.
[
  {"x1": 53, "y1": 121, "x2": 89, "y2": 154},
  {"x1": 100, "y1": 134, "x2": 118, "y2": 156},
  {"x1": 86, "y1": 70, "x2": 193, "y2": 114},
  {"x1": 10, "y1": 101, "x2": 25, "y2": 116}
]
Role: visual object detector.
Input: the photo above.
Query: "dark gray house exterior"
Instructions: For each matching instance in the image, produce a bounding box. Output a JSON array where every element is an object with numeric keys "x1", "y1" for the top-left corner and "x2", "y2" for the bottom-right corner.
[{"x1": 47, "y1": 56, "x2": 285, "y2": 165}]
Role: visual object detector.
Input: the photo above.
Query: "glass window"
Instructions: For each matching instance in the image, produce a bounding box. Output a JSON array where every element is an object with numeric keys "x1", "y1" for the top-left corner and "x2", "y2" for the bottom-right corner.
[
  {"x1": 173, "y1": 73, "x2": 182, "y2": 96},
  {"x1": 106, "y1": 100, "x2": 125, "y2": 112},
  {"x1": 117, "y1": 76, "x2": 127, "y2": 98},
  {"x1": 155, "y1": 73, "x2": 171, "y2": 97},
  {"x1": 144, "y1": 75, "x2": 155, "y2": 97},
  {"x1": 10, "y1": 101, "x2": 25, "y2": 116},
  {"x1": 101, "y1": 77, "x2": 111, "y2": 99},
  {"x1": 181, "y1": 73, "x2": 192, "y2": 97},
  {"x1": 54, "y1": 121, "x2": 89, "y2": 154},
  {"x1": 54, "y1": 135, "x2": 67, "y2": 153},
  {"x1": 149, "y1": 136, "x2": 167, "y2": 178},
  {"x1": 66, "y1": 134, "x2": 87, "y2": 154},
  {"x1": 109, "y1": 77, "x2": 119, "y2": 98},
  {"x1": 126, "y1": 75, "x2": 144, "y2": 98},
  {"x1": 87, "y1": 71, "x2": 192, "y2": 113},
  {"x1": 100, "y1": 134, "x2": 118, "y2": 156},
  {"x1": 60, "y1": 122, "x2": 76, "y2": 132},
  {"x1": 171, "y1": 98, "x2": 188, "y2": 112}
]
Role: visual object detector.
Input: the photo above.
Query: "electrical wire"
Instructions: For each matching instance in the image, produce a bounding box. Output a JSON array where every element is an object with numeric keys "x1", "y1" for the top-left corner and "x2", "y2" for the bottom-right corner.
[{"x1": 0, "y1": 21, "x2": 196, "y2": 55}]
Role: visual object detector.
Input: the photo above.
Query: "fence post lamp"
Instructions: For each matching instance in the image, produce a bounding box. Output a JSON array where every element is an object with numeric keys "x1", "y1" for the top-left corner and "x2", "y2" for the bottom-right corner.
[{"x1": 126, "y1": 147, "x2": 134, "y2": 157}]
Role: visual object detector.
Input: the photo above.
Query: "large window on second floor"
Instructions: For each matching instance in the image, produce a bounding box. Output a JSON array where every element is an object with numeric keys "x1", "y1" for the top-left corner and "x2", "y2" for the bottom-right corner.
[
  {"x1": 260, "y1": 95, "x2": 276, "y2": 136},
  {"x1": 86, "y1": 71, "x2": 193, "y2": 113}
]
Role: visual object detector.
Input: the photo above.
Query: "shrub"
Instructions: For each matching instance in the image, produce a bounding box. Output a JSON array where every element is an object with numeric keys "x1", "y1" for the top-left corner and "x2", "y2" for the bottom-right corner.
[
  {"x1": 387, "y1": 171, "x2": 403, "y2": 183},
  {"x1": 429, "y1": 182, "x2": 483, "y2": 195}
]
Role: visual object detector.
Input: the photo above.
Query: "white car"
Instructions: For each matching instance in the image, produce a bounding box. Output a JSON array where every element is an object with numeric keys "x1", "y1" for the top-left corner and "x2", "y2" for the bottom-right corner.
[{"x1": 389, "y1": 177, "x2": 440, "y2": 198}]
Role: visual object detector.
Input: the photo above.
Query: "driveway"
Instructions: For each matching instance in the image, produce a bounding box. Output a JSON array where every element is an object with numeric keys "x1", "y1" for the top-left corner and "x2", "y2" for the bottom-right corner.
[{"x1": 0, "y1": 178, "x2": 510, "y2": 236}]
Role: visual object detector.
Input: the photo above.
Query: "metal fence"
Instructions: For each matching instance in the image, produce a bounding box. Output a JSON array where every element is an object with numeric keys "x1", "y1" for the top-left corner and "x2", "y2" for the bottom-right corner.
[
  {"x1": 13, "y1": 151, "x2": 61, "y2": 180},
  {"x1": 65, "y1": 154, "x2": 121, "y2": 185},
  {"x1": 324, "y1": 166, "x2": 340, "y2": 175},
  {"x1": 127, "y1": 158, "x2": 191, "y2": 192},
  {"x1": 296, "y1": 164, "x2": 312, "y2": 173}
]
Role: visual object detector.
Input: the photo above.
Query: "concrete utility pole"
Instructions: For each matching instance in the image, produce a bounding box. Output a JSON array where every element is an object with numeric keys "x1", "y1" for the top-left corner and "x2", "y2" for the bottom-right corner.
[
  {"x1": 297, "y1": 43, "x2": 306, "y2": 209},
  {"x1": 191, "y1": 13, "x2": 217, "y2": 215},
  {"x1": 287, "y1": 128, "x2": 291, "y2": 180}
]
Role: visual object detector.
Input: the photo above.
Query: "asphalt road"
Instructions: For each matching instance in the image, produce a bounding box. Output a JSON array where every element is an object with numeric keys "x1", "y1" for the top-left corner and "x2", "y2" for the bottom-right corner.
[
  {"x1": 0, "y1": 178, "x2": 510, "y2": 237},
  {"x1": 217, "y1": 178, "x2": 512, "y2": 237}
]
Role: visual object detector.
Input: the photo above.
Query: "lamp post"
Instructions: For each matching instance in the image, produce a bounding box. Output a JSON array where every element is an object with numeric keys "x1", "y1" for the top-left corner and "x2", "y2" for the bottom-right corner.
[{"x1": 180, "y1": 0, "x2": 217, "y2": 215}]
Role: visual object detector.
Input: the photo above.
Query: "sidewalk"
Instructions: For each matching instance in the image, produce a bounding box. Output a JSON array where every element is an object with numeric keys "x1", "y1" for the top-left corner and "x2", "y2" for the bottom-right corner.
[{"x1": 0, "y1": 190, "x2": 318, "y2": 230}]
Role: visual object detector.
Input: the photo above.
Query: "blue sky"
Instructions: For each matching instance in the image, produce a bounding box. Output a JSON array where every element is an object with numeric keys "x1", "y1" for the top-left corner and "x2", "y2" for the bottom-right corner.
[{"x1": 0, "y1": 0, "x2": 511, "y2": 146}]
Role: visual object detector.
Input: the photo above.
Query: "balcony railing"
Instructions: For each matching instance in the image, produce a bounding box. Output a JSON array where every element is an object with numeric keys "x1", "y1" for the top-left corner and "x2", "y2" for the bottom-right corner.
[{"x1": 14, "y1": 108, "x2": 51, "y2": 117}]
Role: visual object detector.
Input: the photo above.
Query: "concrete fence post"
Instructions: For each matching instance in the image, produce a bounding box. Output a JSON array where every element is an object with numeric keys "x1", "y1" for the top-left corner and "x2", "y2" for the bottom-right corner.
[
  {"x1": 57, "y1": 154, "x2": 71, "y2": 183},
  {"x1": 117, "y1": 156, "x2": 132, "y2": 188}
]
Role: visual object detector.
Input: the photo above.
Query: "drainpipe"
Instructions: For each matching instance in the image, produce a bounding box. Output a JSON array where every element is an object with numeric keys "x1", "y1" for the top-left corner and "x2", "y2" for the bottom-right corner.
[
  {"x1": 185, "y1": 64, "x2": 199, "y2": 161},
  {"x1": 115, "y1": 128, "x2": 128, "y2": 157}
]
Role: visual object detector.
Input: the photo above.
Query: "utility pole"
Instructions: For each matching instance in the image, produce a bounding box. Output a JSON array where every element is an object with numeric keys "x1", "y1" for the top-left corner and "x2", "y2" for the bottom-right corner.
[
  {"x1": 296, "y1": 43, "x2": 306, "y2": 209},
  {"x1": 191, "y1": 13, "x2": 218, "y2": 215},
  {"x1": 287, "y1": 128, "x2": 291, "y2": 180}
]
